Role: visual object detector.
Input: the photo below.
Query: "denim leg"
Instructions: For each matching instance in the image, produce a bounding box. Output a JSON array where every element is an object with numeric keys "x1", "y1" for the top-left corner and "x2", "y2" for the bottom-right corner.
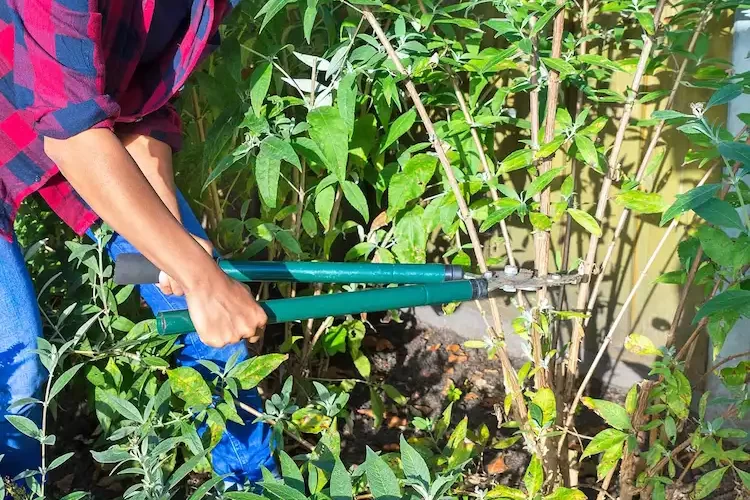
[
  {"x1": 89, "y1": 191, "x2": 276, "y2": 484},
  {"x1": 0, "y1": 235, "x2": 44, "y2": 478}
]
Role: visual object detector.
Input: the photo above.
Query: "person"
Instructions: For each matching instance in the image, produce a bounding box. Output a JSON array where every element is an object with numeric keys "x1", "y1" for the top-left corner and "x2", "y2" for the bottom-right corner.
[{"x1": 0, "y1": 0, "x2": 275, "y2": 485}]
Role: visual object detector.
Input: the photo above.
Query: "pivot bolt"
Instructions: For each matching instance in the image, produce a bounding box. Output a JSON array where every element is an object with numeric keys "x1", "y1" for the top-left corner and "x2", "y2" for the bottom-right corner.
[{"x1": 504, "y1": 265, "x2": 518, "y2": 276}]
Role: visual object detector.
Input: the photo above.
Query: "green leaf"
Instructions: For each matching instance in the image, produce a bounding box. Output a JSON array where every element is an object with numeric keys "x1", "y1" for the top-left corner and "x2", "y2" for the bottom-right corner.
[
  {"x1": 279, "y1": 450, "x2": 305, "y2": 493},
  {"x1": 697, "y1": 225, "x2": 736, "y2": 268},
  {"x1": 526, "y1": 167, "x2": 564, "y2": 200},
  {"x1": 708, "y1": 311, "x2": 738, "y2": 359},
  {"x1": 316, "y1": 185, "x2": 336, "y2": 230},
  {"x1": 568, "y1": 208, "x2": 602, "y2": 236},
  {"x1": 400, "y1": 435, "x2": 431, "y2": 488},
  {"x1": 292, "y1": 407, "x2": 332, "y2": 434},
  {"x1": 582, "y1": 428, "x2": 628, "y2": 458},
  {"x1": 256, "y1": 0, "x2": 293, "y2": 32},
  {"x1": 167, "y1": 367, "x2": 212, "y2": 408},
  {"x1": 249, "y1": 62, "x2": 273, "y2": 114},
  {"x1": 308, "y1": 107, "x2": 350, "y2": 182},
  {"x1": 342, "y1": 181, "x2": 370, "y2": 222},
  {"x1": 578, "y1": 54, "x2": 625, "y2": 72},
  {"x1": 365, "y1": 447, "x2": 401, "y2": 500},
  {"x1": 480, "y1": 199, "x2": 521, "y2": 232},
  {"x1": 388, "y1": 154, "x2": 437, "y2": 218},
  {"x1": 233, "y1": 354, "x2": 288, "y2": 390},
  {"x1": 91, "y1": 446, "x2": 131, "y2": 464},
  {"x1": 694, "y1": 290, "x2": 750, "y2": 323},
  {"x1": 303, "y1": 0, "x2": 319, "y2": 43},
  {"x1": 718, "y1": 141, "x2": 750, "y2": 170},
  {"x1": 635, "y1": 11, "x2": 655, "y2": 34},
  {"x1": 394, "y1": 205, "x2": 427, "y2": 263},
  {"x1": 544, "y1": 488, "x2": 587, "y2": 500},
  {"x1": 652, "y1": 110, "x2": 693, "y2": 121},
  {"x1": 615, "y1": 191, "x2": 666, "y2": 214},
  {"x1": 694, "y1": 198, "x2": 745, "y2": 230},
  {"x1": 225, "y1": 493, "x2": 267, "y2": 500},
  {"x1": 531, "y1": 388, "x2": 556, "y2": 427},
  {"x1": 624, "y1": 334, "x2": 662, "y2": 356},
  {"x1": 188, "y1": 474, "x2": 227, "y2": 500},
  {"x1": 256, "y1": 136, "x2": 300, "y2": 208},
  {"x1": 535, "y1": 137, "x2": 565, "y2": 160},
  {"x1": 575, "y1": 135, "x2": 598, "y2": 165},
  {"x1": 695, "y1": 467, "x2": 728, "y2": 499},
  {"x1": 541, "y1": 57, "x2": 576, "y2": 76},
  {"x1": 380, "y1": 109, "x2": 417, "y2": 153},
  {"x1": 597, "y1": 440, "x2": 623, "y2": 480},
  {"x1": 737, "y1": 468, "x2": 750, "y2": 491},
  {"x1": 499, "y1": 149, "x2": 532, "y2": 174},
  {"x1": 383, "y1": 384, "x2": 407, "y2": 405},
  {"x1": 707, "y1": 83, "x2": 743, "y2": 109},
  {"x1": 260, "y1": 480, "x2": 309, "y2": 500},
  {"x1": 49, "y1": 363, "x2": 83, "y2": 400},
  {"x1": 5, "y1": 415, "x2": 41, "y2": 440},
  {"x1": 530, "y1": 212, "x2": 552, "y2": 231},
  {"x1": 581, "y1": 398, "x2": 632, "y2": 430},
  {"x1": 48, "y1": 451, "x2": 75, "y2": 471},
  {"x1": 101, "y1": 393, "x2": 144, "y2": 424},
  {"x1": 338, "y1": 73, "x2": 357, "y2": 138},
  {"x1": 531, "y1": 4, "x2": 564, "y2": 35},
  {"x1": 486, "y1": 485, "x2": 525, "y2": 500},
  {"x1": 330, "y1": 459, "x2": 353, "y2": 500},
  {"x1": 661, "y1": 184, "x2": 721, "y2": 225},
  {"x1": 523, "y1": 456, "x2": 543, "y2": 496}
]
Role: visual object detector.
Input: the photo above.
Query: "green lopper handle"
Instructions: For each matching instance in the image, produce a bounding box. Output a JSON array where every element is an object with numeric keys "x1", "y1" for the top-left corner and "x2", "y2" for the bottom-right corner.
[
  {"x1": 156, "y1": 280, "x2": 488, "y2": 334},
  {"x1": 114, "y1": 253, "x2": 463, "y2": 285}
]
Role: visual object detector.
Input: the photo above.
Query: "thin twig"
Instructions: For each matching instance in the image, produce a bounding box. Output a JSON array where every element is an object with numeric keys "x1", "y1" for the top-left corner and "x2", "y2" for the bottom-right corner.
[
  {"x1": 701, "y1": 351, "x2": 750, "y2": 381},
  {"x1": 565, "y1": 0, "x2": 668, "y2": 389},
  {"x1": 236, "y1": 400, "x2": 315, "y2": 451},
  {"x1": 560, "y1": 164, "x2": 715, "y2": 445},
  {"x1": 361, "y1": 8, "x2": 529, "y2": 421},
  {"x1": 191, "y1": 88, "x2": 223, "y2": 228}
]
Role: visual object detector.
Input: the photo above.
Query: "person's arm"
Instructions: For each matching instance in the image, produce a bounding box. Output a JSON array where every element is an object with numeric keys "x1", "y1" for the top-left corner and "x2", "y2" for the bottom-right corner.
[{"x1": 45, "y1": 129, "x2": 267, "y2": 347}]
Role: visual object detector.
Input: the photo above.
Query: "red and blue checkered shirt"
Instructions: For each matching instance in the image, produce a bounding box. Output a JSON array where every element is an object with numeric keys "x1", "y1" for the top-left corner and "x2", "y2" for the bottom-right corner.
[{"x1": 0, "y1": 0, "x2": 238, "y2": 241}]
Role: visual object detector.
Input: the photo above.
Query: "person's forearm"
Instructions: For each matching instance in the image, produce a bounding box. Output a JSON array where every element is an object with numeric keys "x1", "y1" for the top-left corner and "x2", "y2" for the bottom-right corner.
[
  {"x1": 45, "y1": 129, "x2": 216, "y2": 290},
  {"x1": 119, "y1": 133, "x2": 182, "y2": 222}
]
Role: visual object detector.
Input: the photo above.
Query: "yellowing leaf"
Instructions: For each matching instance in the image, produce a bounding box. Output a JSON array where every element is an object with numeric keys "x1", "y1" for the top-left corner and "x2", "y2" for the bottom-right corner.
[
  {"x1": 624, "y1": 334, "x2": 662, "y2": 357},
  {"x1": 568, "y1": 208, "x2": 602, "y2": 236}
]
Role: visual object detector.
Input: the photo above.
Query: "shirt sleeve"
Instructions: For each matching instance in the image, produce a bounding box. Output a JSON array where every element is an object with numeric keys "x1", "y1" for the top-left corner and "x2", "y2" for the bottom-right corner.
[
  {"x1": 114, "y1": 103, "x2": 183, "y2": 152},
  {"x1": 10, "y1": 0, "x2": 120, "y2": 139}
]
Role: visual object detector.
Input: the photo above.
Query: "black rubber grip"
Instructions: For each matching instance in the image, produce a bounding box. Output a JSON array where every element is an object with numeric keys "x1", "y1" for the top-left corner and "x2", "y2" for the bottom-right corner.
[
  {"x1": 114, "y1": 253, "x2": 161, "y2": 285},
  {"x1": 444, "y1": 265, "x2": 465, "y2": 281},
  {"x1": 471, "y1": 278, "x2": 489, "y2": 300}
]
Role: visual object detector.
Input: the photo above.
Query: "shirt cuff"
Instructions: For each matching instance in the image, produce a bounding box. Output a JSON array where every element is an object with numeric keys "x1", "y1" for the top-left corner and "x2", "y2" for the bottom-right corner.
[
  {"x1": 114, "y1": 105, "x2": 183, "y2": 152},
  {"x1": 33, "y1": 96, "x2": 121, "y2": 139}
]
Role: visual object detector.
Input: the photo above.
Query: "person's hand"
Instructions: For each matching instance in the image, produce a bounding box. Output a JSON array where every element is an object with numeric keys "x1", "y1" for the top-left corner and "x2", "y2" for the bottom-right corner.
[
  {"x1": 184, "y1": 268, "x2": 268, "y2": 347},
  {"x1": 157, "y1": 235, "x2": 213, "y2": 296}
]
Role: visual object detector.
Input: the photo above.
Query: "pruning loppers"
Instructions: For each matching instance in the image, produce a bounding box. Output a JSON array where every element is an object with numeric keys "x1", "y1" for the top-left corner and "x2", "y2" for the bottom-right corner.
[{"x1": 114, "y1": 254, "x2": 583, "y2": 335}]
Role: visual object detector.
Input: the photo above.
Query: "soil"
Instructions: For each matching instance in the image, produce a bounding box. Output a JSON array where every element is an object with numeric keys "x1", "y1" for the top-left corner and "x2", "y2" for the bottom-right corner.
[{"x1": 36, "y1": 314, "x2": 748, "y2": 499}]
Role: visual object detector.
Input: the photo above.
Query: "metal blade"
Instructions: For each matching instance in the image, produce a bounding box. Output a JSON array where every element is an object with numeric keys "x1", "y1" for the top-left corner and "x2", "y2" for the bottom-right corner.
[{"x1": 485, "y1": 266, "x2": 585, "y2": 293}]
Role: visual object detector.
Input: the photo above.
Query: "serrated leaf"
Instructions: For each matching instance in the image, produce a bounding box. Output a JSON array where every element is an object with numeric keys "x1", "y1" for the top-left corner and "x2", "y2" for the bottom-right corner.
[
  {"x1": 582, "y1": 428, "x2": 628, "y2": 458},
  {"x1": 661, "y1": 184, "x2": 720, "y2": 225},
  {"x1": 694, "y1": 290, "x2": 750, "y2": 323},
  {"x1": 365, "y1": 447, "x2": 401, "y2": 499},
  {"x1": 582, "y1": 398, "x2": 632, "y2": 430},
  {"x1": 568, "y1": 208, "x2": 602, "y2": 236},
  {"x1": 330, "y1": 458, "x2": 353, "y2": 500},
  {"x1": 400, "y1": 435, "x2": 430, "y2": 489}
]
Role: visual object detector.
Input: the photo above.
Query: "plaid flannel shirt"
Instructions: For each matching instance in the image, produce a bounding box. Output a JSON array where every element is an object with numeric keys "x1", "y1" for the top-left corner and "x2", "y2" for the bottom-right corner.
[{"x1": 0, "y1": 0, "x2": 238, "y2": 241}]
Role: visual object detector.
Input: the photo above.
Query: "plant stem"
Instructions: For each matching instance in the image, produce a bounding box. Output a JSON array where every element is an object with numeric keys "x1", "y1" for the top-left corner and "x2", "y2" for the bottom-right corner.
[
  {"x1": 362, "y1": 7, "x2": 528, "y2": 421},
  {"x1": 191, "y1": 88, "x2": 223, "y2": 228},
  {"x1": 564, "y1": 0, "x2": 668, "y2": 392},
  {"x1": 560, "y1": 164, "x2": 715, "y2": 448},
  {"x1": 40, "y1": 366, "x2": 55, "y2": 497},
  {"x1": 701, "y1": 350, "x2": 750, "y2": 380},
  {"x1": 235, "y1": 400, "x2": 315, "y2": 451},
  {"x1": 584, "y1": 10, "x2": 713, "y2": 325}
]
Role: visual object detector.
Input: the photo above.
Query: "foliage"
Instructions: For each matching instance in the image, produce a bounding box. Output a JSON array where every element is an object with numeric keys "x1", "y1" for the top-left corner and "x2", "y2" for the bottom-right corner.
[{"x1": 5, "y1": 0, "x2": 750, "y2": 498}]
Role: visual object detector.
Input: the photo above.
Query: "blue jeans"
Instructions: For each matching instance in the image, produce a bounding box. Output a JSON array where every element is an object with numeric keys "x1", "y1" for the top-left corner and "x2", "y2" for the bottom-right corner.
[{"x1": 0, "y1": 191, "x2": 276, "y2": 484}]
